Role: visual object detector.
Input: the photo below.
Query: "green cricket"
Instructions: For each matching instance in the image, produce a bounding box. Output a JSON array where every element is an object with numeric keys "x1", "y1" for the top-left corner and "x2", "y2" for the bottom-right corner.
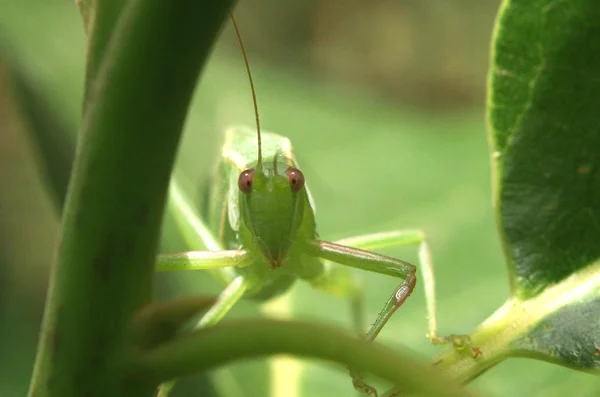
[{"x1": 156, "y1": 13, "x2": 471, "y2": 397}]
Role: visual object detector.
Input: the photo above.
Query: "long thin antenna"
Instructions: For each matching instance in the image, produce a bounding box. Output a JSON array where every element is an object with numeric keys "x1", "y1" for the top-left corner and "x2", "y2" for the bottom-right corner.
[{"x1": 230, "y1": 12, "x2": 262, "y2": 168}]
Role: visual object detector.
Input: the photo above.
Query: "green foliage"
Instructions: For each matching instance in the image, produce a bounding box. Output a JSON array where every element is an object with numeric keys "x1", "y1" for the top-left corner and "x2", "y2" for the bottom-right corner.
[
  {"x1": 0, "y1": 1, "x2": 476, "y2": 397},
  {"x1": 490, "y1": 0, "x2": 600, "y2": 299},
  {"x1": 418, "y1": 0, "x2": 600, "y2": 387},
  {"x1": 16, "y1": 0, "x2": 237, "y2": 396},
  {"x1": 489, "y1": 0, "x2": 600, "y2": 370},
  {"x1": 1, "y1": 0, "x2": 599, "y2": 396}
]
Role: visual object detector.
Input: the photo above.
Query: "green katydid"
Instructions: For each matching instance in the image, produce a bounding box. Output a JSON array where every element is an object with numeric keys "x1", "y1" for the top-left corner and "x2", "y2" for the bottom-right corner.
[{"x1": 156, "y1": 14, "x2": 473, "y2": 397}]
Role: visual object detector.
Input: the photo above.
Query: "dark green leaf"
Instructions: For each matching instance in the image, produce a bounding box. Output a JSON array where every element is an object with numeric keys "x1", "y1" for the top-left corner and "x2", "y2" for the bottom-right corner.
[
  {"x1": 511, "y1": 298, "x2": 600, "y2": 369},
  {"x1": 432, "y1": 0, "x2": 600, "y2": 383},
  {"x1": 489, "y1": 0, "x2": 600, "y2": 298},
  {"x1": 487, "y1": 0, "x2": 600, "y2": 371}
]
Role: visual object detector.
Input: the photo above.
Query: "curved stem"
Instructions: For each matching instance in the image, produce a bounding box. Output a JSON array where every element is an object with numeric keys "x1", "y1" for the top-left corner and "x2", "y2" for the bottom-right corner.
[
  {"x1": 131, "y1": 319, "x2": 480, "y2": 397},
  {"x1": 432, "y1": 260, "x2": 600, "y2": 383},
  {"x1": 27, "y1": 1, "x2": 236, "y2": 396},
  {"x1": 81, "y1": 0, "x2": 128, "y2": 111}
]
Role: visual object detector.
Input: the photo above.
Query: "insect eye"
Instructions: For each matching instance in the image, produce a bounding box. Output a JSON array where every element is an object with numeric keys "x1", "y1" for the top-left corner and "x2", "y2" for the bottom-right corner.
[
  {"x1": 286, "y1": 168, "x2": 305, "y2": 192},
  {"x1": 238, "y1": 169, "x2": 254, "y2": 193}
]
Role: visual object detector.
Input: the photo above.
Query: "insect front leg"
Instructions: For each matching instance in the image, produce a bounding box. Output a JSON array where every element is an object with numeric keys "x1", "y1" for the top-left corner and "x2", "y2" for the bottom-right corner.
[
  {"x1": 307, "y1": 239, "x2": 415, "y2": 396},
  {"x1": 156, "y1": 249, "x2": 252, "y2": 271},
  {"x1": 309, "y1": 230, "x2": 474, "y2": 396},
  {"x1": 312, "y1": 239, "x2": 417, "y2": 343},
  {"x1": 333, "y1": 230, "x2": 475, "y2": 350}
]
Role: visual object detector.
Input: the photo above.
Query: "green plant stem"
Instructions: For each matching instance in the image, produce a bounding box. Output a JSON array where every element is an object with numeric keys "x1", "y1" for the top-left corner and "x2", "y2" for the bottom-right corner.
[
  {"x1": 81, "y1": 0, "x2": 127, "y2": 111},
  {"x1": 27, "y1": 0, "x2": 236, "y2": 396},
  {"x1": 131, "y1": 318, "x2": 479, "y2": 397},
  {"x1": 75, "y1": 0, "x2": 95, "y2": 35},
  {"x1": 432, "y1": 260, "x2": 600, "y2": 383}
]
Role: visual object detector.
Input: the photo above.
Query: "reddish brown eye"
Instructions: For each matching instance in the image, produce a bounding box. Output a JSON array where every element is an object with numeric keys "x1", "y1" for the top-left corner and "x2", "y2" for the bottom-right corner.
[
  {"x1": 286, "y1": 168, "x2": 305, "y2": 192},
  {"x1": 238, "y1": 169, "x2": 254, "y2": 193}
]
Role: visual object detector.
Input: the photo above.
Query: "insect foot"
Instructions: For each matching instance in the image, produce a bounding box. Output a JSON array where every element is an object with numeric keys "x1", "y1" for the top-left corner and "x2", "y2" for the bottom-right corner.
[
  {"x1": 349, "y1": 368, "x2": 379, "y2": 396},
  {"x1": 428, "y1": 333, "x2": 482, "y2": 358}
]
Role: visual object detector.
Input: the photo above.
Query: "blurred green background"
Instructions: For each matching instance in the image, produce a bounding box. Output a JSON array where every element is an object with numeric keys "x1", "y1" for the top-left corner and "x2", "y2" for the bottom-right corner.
[{"x1": 0, "y1": 1, "x2": 598, "y2": 396}]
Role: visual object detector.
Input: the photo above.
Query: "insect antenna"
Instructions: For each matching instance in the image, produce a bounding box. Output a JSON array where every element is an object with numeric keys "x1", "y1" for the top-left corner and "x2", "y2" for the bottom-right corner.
[{"x1": 230, "y1": 12, "x2": 263, "y2": 170}]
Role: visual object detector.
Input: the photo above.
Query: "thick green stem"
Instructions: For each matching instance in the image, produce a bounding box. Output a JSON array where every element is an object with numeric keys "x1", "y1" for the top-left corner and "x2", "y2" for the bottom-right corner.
[
  {"x1": 80, "y1": 0, "x2": 127, "y2": 111},
  {"x1": 131, "y1": 319, "x2": 479, "y2": 397},
  {"x1": 432, "y1": 260, "x2": 600, "y2": 383},
  {"x1": 27, "y1": 1, "x2": 236, "y2": 396}
]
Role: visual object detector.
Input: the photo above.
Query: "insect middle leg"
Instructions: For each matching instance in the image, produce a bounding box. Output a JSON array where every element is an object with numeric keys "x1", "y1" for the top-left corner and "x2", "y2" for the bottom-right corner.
[
  {"x1": 153, "y1": 271, "x2": 249, "y2": 397},
  {"x1": 155, "y1": 178, "x2": 252, "y2": 397},
  {"x1": 155, "y1": 224, "x2": 252, "y2": 397}
]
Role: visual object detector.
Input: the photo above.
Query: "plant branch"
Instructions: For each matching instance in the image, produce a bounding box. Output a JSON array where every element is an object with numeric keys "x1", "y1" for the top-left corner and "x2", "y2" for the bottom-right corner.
[
  {"x1": 27, "y1": 0, "x2": 236, "y2": 396},
  {"x1": 131, "y1": 318, "x2": 480, "y2": 397},
  {"x1": 80, "y1": 0, "x2": 128, "y2": 111},
  {"x1": 432, "y1": 259, "x2": 600, "y2": 383}
]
